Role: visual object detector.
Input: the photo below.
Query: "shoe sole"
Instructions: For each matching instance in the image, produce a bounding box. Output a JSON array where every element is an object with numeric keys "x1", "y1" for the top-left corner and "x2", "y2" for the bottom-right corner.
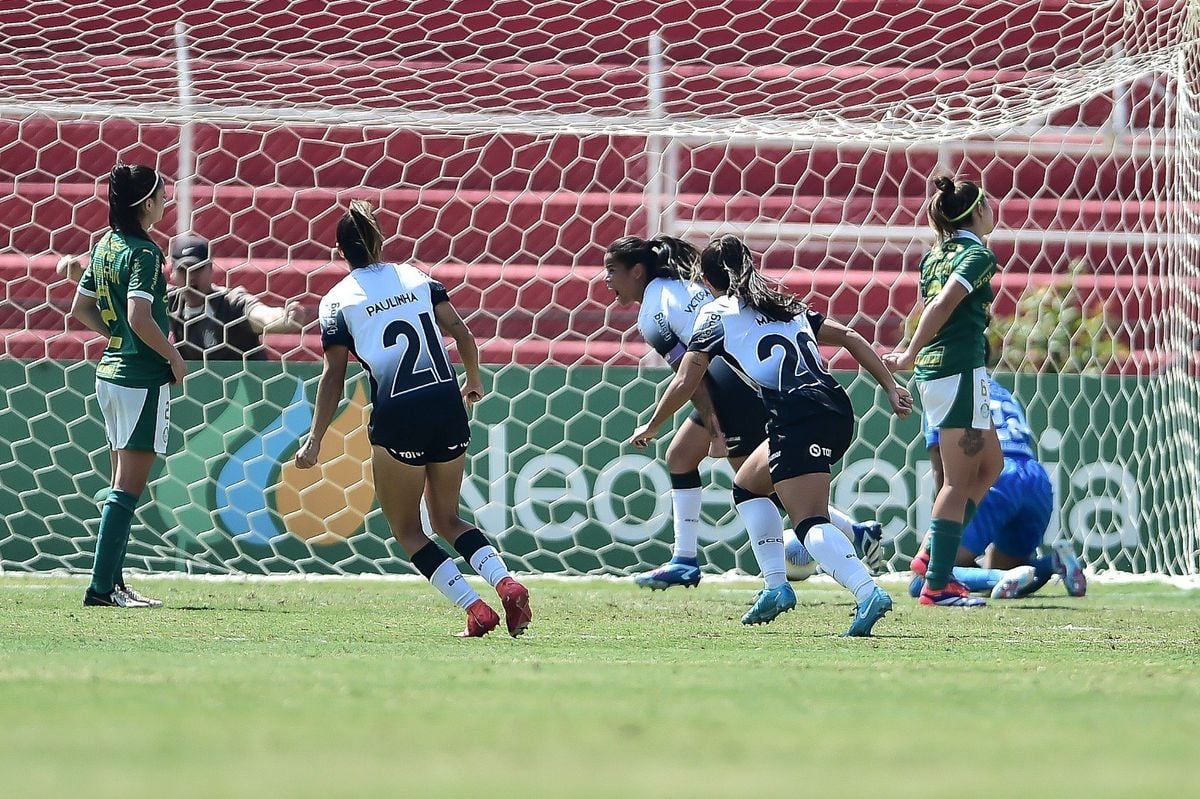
[
  {"x1": 634, "y1": 577, "x2": 701, "y2": 591},
  {"x1": 83, "y1": 595, "x2": 149, "y2": 608},
  {"x1": 918, "y1": 597, "x2": 987, "y2": 607},
  {"x1": 500, "y1": 586, "x2": 533, "y2": 638}
]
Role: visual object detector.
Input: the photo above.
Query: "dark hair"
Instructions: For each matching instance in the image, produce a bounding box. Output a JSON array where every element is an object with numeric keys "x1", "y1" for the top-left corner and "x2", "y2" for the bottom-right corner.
[
  {"x1": 699, "y1": 235, "x2": 804, "y2": 323},
  {"x1": 337, "y1": 200, "x2": 384, "y2": 269},
  {"x1": 928, "y1": 176, "x2": 985, "y2": 239},
  {"x1": 605, "y1": 235, "x2": 698, "y2": 283},
  {"x1": 108, "y1": 163, "x2": 162, "y2": 239}
]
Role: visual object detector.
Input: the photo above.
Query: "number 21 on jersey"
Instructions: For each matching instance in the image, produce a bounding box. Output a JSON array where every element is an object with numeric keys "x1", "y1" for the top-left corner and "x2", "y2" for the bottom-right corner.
[{"x1": 381, "y1": 311, "x2": 453, "y2": 397}]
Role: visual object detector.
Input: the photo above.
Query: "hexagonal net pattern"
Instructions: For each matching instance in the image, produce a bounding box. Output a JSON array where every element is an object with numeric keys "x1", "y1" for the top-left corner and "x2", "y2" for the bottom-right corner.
[{"x1": 1, "y1": 1, "x2": 1198, "y2": 576}]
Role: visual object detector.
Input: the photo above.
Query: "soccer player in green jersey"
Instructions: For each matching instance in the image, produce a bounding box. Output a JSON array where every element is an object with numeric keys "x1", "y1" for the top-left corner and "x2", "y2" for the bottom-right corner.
[
  {"x1": 70, "y1": 164, "x2": 187, "y2": 608},
  {"x1": 884, "y1": 177, "x2": 1004, "y2": 607}
]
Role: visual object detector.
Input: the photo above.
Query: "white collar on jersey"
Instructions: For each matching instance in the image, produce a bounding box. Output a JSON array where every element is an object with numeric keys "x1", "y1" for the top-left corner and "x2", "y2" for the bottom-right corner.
[{"x1": 951, "y1": 229, "x2": 983, "y2": 245}]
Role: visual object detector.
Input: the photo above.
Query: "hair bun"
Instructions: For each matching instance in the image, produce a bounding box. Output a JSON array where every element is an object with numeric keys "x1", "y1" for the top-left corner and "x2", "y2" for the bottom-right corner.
[{"x1": 933, "y1": 176, "x2": 956, "y2": 195}]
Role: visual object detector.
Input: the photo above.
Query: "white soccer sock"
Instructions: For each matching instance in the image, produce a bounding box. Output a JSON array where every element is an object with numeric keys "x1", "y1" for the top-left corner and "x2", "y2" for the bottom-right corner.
[
  {"x1": 828, "y1": 506, "x2": 858, "y2": 542},
  {"x1": 468, "y1": 545, "x2": 511, "y2": 588},
  {"x1": 805, "y1": 522, "x2": 876, "y2": 603},
  {"x1": 671, "y1": 487, "x2": 702, "y2": 559},
  {"x1": 736, "y1": 497, "x2": 787, "y2": 589},
  {"x1": 428, "y1": 559, "x2": 480, "y2": 609},
  {"x1": 783, "y1": 527, "x2": 813, "y2": 568}
]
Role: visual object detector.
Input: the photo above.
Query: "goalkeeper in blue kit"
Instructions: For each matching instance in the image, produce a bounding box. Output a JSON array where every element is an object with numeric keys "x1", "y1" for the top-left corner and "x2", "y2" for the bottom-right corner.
[{"x1": 910, "y1": 376, "x2": 1087, "y2": 599}]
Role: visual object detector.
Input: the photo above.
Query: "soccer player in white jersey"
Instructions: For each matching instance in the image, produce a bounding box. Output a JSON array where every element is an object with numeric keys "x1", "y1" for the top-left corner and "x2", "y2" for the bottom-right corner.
[
  {"x1": 631, "y1": 236, "x2": 913, "y2": 636},
  {"x1": 295, "y1": 201, "x2": 531, "y2": 638},
  {"x1": 605, "y1": 236, "x2": 885, "y2": 590}
]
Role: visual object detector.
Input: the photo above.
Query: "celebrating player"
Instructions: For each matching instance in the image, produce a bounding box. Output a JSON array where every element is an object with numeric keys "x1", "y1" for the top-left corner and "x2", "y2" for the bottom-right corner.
[
  {"x1": 909, "y1": 373, "x2": 1087, "y2": 599},
  {"x1": 631, "y1": 235, "x2": 912, "y2": 637},
  {"x1": 605, "y1": 236, "x2": 885, "y2": 590},
  {"x1": 884, "y1": 176, "x2": 1004, "y2": 608},
  {"x1": 295, "y1": 201, "x2": 531, "y2": 638},
  {"x1": 70, "y1": 163, "x2": 185, "y2": 608}
]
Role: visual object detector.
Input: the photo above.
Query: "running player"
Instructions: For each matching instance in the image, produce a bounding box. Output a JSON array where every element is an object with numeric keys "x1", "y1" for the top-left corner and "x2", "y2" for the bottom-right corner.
[
  {"x1": 884, "y1": 176, "x2": 1004, "y2": 608},
  {"x1": 295, "y1": 201, "x2": 531, "y2": 638},
  {"x1": 70, "y1": 163, "x2": 185, "y2": 608},
  {"x1": 909, "y1": 374, "x2": 1087, "y2": 599},
  {"x1": 605, "y1": 236, "x2": 885, "y2": 589},
  {"x1": 631, "y1": 235, "x2": 912, "y2": 637}
]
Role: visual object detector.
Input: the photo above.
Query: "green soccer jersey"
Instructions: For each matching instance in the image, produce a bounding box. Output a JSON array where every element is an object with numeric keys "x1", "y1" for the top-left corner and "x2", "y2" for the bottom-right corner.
[
  {"x1": 78, "y1": 230, "x2": 173, "y2": 388},
  {"x1": 913, "y1": 235, "x2": 996, "y2": 381}
]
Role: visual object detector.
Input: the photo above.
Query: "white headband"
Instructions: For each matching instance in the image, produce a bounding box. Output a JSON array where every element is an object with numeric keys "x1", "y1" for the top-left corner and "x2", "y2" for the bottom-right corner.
[{"x1": 128, "y1": 174, "x2": 163, "y2": 207}]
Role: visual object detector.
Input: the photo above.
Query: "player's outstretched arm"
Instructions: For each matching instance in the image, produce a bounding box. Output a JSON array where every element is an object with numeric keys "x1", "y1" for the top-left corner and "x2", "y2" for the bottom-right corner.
[
  {"x1": 295, "y1": 345, "x2": 349, "y2": 469},
  {"x1": 883, "y1": 281, "x2": 969, "y2": 372},
  {"x1": 434, "y1": 300, "x2": 484, "y2": 407},
  {"x1": 630, "y1": 350, "x2": 711, "y2": 448},
  {"x1": 818, "y1": 319, "x2": 912, "y2": 418},
  {"x1": 247, "y1": 300, "x2": 312, "y2": 334}
]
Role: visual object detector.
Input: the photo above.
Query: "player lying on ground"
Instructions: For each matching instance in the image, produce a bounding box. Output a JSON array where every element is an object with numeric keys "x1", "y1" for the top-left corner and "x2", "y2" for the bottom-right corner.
[
  {"x1": 632, "y1": 235, "x2": 912, "y2": 637},
  {"x1": 295, "y1": 201, "x2": 531, "y2": 638},
  {"x1": 909, "y1": 375, "x2": 1087, "y2": 599},
  {"x1": 605, "y1": 235, "x2": 884, "y2": 590}
]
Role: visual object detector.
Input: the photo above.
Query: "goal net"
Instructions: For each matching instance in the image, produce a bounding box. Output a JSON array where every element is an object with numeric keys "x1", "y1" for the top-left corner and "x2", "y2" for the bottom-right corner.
[{"x1": 2, "y1": 1, "x2": 1198, "y2": 577}]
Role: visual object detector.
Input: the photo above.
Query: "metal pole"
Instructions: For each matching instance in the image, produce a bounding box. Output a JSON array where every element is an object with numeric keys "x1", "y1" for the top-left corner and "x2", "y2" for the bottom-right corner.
[
  {"x1": 175, "y1": 21, "x2": 195, "y2": 236},
  {"x1": 645, "y1": 32, "x2": 666, "y2": 237}
]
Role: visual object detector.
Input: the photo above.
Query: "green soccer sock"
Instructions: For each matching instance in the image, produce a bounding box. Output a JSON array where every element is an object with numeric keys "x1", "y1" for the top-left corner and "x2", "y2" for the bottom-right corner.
[
  {"x1": 925, "y1": 517, "x2": 964, "y2": 591},
  {"x1": 89, "y1": 489, "x2": 139, "y2": 596},
  {"x1": 111, "y1": 533, "x2": 131, "y2": 590}
]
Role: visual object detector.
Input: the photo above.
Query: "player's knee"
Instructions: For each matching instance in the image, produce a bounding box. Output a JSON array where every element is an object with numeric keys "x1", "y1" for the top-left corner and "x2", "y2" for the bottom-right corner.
[{"x1": 665, "y1": 441, "x2": 701, "y2": 473}]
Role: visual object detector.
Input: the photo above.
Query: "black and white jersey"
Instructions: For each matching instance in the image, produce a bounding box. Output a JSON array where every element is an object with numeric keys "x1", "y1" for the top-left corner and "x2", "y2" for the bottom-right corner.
[
  {"x1": 687, "y1": 296, "x2": 852, "y2": 426},
  {"x1": 319, "y1": 262, "x2": 460, "y2": 414},
  {"x1": 636, "y1": 277, "x2": 713, "y2": 364}
]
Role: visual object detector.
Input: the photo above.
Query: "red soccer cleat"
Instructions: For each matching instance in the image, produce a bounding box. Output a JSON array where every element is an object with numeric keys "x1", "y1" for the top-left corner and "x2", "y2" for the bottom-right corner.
[
  {"x1": 496, "y1": 577, "x2": 533, "y2": 638},
  {"x1": 919, "y1": 577, "x2": 987, "y2": 607},
  {"x1": 911, "y1": 543, "x2": 930, "y2": 577},
  {"x1": 457, "y1": 598, "x2": 500, "y2": 638}
]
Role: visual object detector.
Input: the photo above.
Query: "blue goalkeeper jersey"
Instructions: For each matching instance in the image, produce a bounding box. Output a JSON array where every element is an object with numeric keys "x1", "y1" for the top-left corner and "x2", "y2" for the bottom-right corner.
[{"x1": 924, "y1": 378, "x2": 1037, "y2": 461}]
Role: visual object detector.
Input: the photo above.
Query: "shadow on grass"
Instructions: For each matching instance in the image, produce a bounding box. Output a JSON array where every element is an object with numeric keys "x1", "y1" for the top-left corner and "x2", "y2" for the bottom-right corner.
[{"x1": 168, "y1": 605, "x2": 292, "y2": 613}]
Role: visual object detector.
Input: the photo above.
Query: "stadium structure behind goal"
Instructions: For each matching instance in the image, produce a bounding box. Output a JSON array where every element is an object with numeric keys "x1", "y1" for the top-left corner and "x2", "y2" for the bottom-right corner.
[{"x1": 1, "y1": 1, "x2": 1197, "y2": 577}]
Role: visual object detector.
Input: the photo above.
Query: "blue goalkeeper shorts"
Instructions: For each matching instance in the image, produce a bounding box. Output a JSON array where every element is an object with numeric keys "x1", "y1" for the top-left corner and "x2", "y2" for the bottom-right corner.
[{"x1": 962, "y1": 457, "x2": 1054, "y2": 560}]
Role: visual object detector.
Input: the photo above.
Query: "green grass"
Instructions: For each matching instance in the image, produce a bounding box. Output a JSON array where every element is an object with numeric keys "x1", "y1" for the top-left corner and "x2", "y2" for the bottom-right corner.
[{"x1": 1, "y1": 576, "x2": 1197, "y2": 798}]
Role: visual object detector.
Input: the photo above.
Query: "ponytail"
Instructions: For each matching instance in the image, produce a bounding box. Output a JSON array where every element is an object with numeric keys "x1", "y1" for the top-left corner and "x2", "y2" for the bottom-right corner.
[
  {"x1": 699, "y1": 235, "x2": 803, "y2": 322},
  {"x1": 605, "y1": 235, "x2": 699, "y2": 283},
  {"x1": 107, "y1": 163, "x2": 161, "y2": 239},
  {"x1": 337, "y1": 199, "x2": 384, "y2": 269},
  {"x1": 928, "y1": 175, "x2": 985, "y2": 240}
]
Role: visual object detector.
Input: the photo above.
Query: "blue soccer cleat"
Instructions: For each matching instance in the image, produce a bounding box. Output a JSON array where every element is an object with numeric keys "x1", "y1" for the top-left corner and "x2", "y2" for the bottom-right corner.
[
  {"x1": 1051, "y1": 540, "x2": 1087, "y2": 597},
  {"x1": 843, "y1": 585, "x2": 893, "y2": 637},
  {"x1": 633, "y1": 557, "x2": 701, "y2": 590},
  {"x1": 853, "y1": 521, "x2": 885, "y2": 574},
  {"x1": 740, "y1": 583, "x2": 797, "y2": 625},
  {"x1": 908, "y1": 574, "x2": 925, "y2": 598}
]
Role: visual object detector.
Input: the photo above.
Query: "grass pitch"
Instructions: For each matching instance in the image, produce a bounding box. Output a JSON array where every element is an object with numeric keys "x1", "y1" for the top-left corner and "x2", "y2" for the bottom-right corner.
[{"x1": 0, "y1": 576, "x2": 1196, "y2": 798}]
